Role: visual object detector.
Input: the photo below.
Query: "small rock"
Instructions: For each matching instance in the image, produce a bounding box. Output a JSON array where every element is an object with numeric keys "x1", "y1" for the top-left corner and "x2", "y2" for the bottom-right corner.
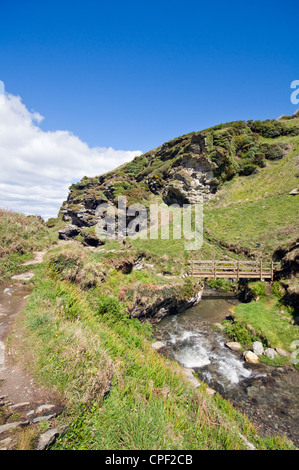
[
  {"x1": 151, "y1": 341, "x2": 165, "y2": 352},
  {"x1": 206, "y1": 387, "x2": 216, "y2": 397},
  {"x1": 0, "y1": 421, "x2": 29, "y2": 435},
  {"x1": 182, "y1": 368, "x2": 201, "y2": 388},
  {"x1": 8, "y1": 402, "x2": 30, "y2": 410},
  {"x1": 11, "y1": 273, "x2": 35, "y2": 281},
  {"x1": 244, "y1": 351, "x2": 259, "y2": 364},
  {"x1": 252, "y1": 341, "x2": 264, "y2": 356},
  {"x1": 225, "y1": 342, "x2": 242, "y2": 351},
  {"x1": 0, "y1": 437, "x2": 12, "y2": 450},
  {"x1": 3, "y1": 288, "x2": 12, "y2": 296},
  {"x1": 239, "y1": 433, "x2": 255, "y2": 451},
  {"x1": 289, "y1": 188, "x2": 299, "y2": 196},
  {"x1": 264, "y1": 348, "x2": 278, "y2": 359},
  {"x1": 32, "y1": 413, "x2": 56, "y2": 424},
  {"x1": 36, "y1": 404, "x2": 55, "y2": 414},
  {"x1": 36, "y1": 425, "x2": 68, "y2": 451},
  {"x1": 213, "y1": 323, "x2": 225, "y2": 331},
  {"x1": 275, "y1": 347, "x2": 290, "y2": 357}
]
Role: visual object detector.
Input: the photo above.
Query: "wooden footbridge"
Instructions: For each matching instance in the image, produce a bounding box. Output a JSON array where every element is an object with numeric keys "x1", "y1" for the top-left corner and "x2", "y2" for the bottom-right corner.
[{"x1": 189, "y1": 260, "x2": 280, "y2": 281}]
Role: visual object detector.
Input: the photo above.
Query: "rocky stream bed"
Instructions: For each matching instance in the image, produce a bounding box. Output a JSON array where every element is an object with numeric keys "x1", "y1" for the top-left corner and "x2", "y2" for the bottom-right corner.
[{"x1": 154, "y1": 290, "x2": 299, "y2": 447}]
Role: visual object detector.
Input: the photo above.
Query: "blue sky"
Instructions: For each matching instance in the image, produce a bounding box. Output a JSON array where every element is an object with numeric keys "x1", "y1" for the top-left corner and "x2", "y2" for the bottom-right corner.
[
  {"x1": 1, "y1": 0, "x2": 298, "y2": 152},
  {"x1": 0, "y1": 0, "x2": 298, "y2": 218}
]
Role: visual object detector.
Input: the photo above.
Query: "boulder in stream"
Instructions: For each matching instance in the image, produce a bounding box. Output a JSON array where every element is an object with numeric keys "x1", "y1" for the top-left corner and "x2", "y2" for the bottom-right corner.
[
  {"x1": 244, "y1": 351, "x2": 259, "y2": 364},
  {"x1": 225, "y1": 341, "x2": 242, "y2": 352}
]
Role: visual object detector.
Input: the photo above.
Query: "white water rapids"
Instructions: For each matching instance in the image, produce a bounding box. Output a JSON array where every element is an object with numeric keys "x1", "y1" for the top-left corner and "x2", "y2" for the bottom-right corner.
[{"x1": 166, "y1": 316, "x2": 252, "y2": 390}]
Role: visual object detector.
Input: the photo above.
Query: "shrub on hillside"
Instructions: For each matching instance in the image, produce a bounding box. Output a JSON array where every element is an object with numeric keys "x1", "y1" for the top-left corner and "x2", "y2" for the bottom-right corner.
[
  {"x1": 48, "y1": 248, "x2": 105, "y2": 289},
  {"x1": 239, "y1": 164, "x2": 259, "y2": 176},
  {"x1": 261, "y1": 143, "x2": 285, "y2": 161}
]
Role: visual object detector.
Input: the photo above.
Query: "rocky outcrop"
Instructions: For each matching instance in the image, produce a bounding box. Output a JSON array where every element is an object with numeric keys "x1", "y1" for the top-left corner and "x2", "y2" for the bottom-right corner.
[
  {"x1": 57, "y1": 117, "x2": 297, "y2": 245},
  {"x1": 273, "y1": 239, "x2": 299, "y2": 311},
  {"x1": 162, "y1": 154, "x2": 218, "y2": 205},
  {"x1": 58, "y1": 224, "x2": 81, "y2": 240},
  {"x1": 128, "y1": 285, "x2": 203, "y2": 323},
  {"x1": 58, "y1": 224, "x2": 104, "y2": 247},
  {"x1": 274, "y1": 238, "x2": 299, "y2": 278}
]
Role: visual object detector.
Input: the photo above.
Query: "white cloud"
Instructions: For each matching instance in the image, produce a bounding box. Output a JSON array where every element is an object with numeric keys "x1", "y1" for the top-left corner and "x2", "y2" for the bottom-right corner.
[{"x1": 0, "y1": 93, "x2": 142, "y2": 219}]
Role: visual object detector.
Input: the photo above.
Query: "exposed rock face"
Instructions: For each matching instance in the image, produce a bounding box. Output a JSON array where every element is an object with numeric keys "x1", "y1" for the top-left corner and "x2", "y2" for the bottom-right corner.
[
  {"x1": 58, "y1": 131, "x2": 221, "y2": 241},
  {"x1": 274, "y1": 239, "x2": 299, "y2": 311},
  {"x1": 188, "y1": 133, "x2": 208, "y2": 155},
  {"x1": 162, "y1": 155, "x2": 218, "y2": 205},
  {"x1": 58, "y1": 224, "x2": 81, "y2": 240},
  {"x1": 57, "y1": 118, "x2": 297, "y2": 243},
  {"x1": 67, "y1": 207, "x2": 97, "y2": 227},
  {"x1": 128, "y1": 286, "x2": 203, "y2": 323},
  {"x1": 58, "y1": 224, "x2": 103, "y2": 247},
  {"x1": 81, "y1": 230, "x2": 104, "y2": 247}
]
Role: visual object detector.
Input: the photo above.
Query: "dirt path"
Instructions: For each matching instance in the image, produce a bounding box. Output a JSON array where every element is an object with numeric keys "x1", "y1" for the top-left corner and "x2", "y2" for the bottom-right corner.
[{"x1": 0, "y1": 247, "x2": 67, "y2": 450}]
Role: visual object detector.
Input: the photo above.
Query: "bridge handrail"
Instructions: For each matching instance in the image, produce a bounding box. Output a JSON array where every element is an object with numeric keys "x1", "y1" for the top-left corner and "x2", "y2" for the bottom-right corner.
[{"x1": 188, "y1": 259, "x2": 280, "y2": 281}]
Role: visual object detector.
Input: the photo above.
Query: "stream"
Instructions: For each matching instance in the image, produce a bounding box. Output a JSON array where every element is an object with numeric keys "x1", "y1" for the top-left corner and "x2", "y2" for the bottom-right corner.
[{"x1": 154, "y1": 289, "x2": 299, "y2": 447}]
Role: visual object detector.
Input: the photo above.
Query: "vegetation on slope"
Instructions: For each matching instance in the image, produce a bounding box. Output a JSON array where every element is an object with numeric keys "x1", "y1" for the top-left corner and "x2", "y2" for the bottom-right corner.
[
  {"x1": 15, "y1": 242, "x2": 293, "y2": 450},
  {"x1": 62, "y1": 116, "x2": 299, "y2": 211},
  {"x1": 204, "y1": 138, "x2": 299, "y2": 259},
  {"x1": 0, "y1": 209, "x2": 55, "y2": 281},
  {"x1": 59, "y1": 115, "x2": 299, "y2": 272}
]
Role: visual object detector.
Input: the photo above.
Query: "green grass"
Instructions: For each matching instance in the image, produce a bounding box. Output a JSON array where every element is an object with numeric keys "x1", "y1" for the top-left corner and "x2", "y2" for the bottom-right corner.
[
  {"x1": 204, "y1": 145, "x2": 299, "y2": 258},
  {"x1": 229, "y1": 296, "x2": 299, "y2": 355}
]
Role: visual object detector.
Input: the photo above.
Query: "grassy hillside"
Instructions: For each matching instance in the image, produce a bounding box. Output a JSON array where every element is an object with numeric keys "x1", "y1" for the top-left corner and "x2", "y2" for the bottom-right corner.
[
  {"x1": 59, "y1": 114, "x2": 299, "y2": 266},
  {"x1": 204, "y1": 137, "x2": 299, "y2": 259}
]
